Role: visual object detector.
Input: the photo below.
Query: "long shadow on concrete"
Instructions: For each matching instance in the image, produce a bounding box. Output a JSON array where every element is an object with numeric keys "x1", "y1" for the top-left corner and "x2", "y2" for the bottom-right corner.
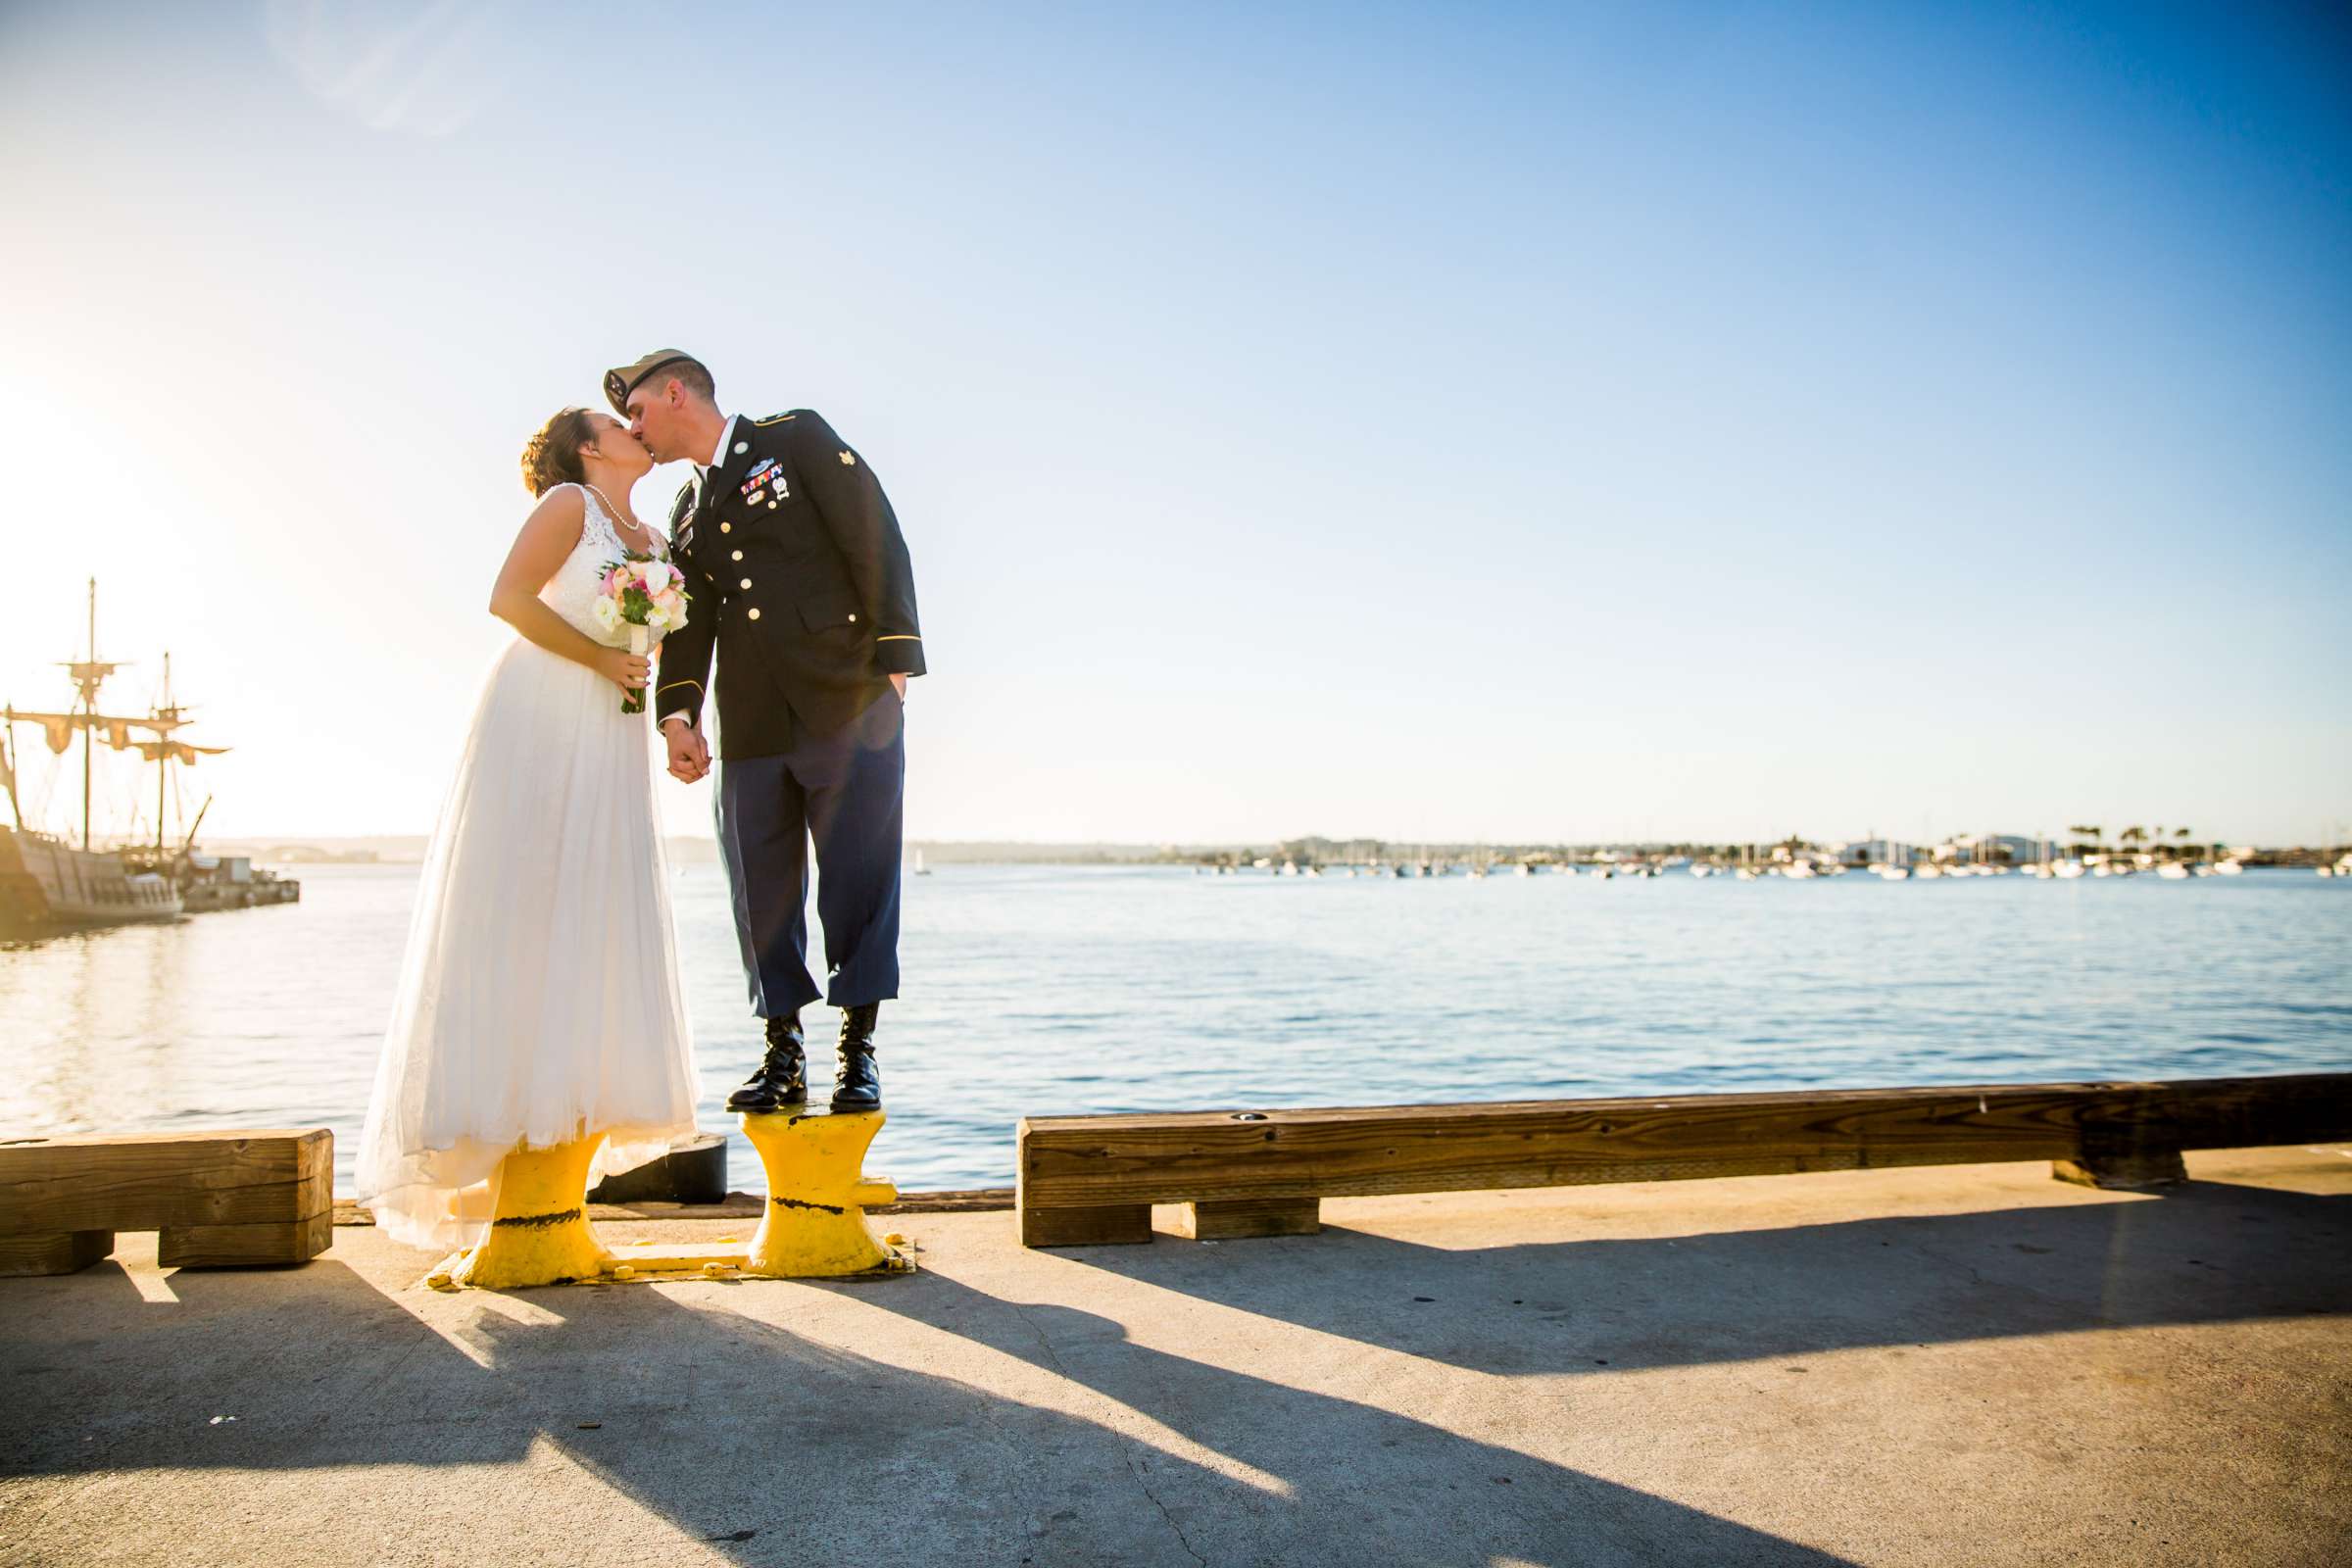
[
  {"x1": 1035, "y1": 1176, "x2": 2349, "y2": 1378},
  {"x1": 1, "y1": 1251, "x2": 1857, "y2": 1566}
]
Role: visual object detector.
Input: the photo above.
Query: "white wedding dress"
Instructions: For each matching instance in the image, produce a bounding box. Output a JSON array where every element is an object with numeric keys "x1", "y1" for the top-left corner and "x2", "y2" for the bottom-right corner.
[{"x1": 357, "y1": 482, "x2": 700, "y2": 1251}]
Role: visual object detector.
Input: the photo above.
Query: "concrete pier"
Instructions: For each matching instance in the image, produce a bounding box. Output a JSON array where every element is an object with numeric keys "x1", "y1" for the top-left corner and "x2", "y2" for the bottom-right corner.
[{"x1": 4, "y1": 1145, "x2": 2346, "y2": 1566}]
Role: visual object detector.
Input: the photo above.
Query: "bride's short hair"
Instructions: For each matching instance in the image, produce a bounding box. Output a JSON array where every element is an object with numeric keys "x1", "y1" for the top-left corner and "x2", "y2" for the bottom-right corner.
[{"x1": 521, "y1": 407, "x2": 598, "y2": 496}]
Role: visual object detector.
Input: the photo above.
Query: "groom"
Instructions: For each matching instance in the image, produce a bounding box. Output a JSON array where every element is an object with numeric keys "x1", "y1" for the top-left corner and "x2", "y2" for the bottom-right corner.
[{"x1": 608, "y1": 350, "x2": 924, "y2": 1115}]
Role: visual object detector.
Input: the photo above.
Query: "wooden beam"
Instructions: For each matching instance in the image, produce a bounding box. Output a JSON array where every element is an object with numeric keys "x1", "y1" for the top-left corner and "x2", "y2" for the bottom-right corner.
[
  {"x1": 0, "y1": 1229, "x2": 113, "y2": 1278},
  {"x1": 2053, "y1": 1151, "x2": 2189, "y2": 1191},
  {"x1": 0, "y1": 1130, "x2": 330, "y2": 1235},
  {"x1": 1178, "y1": 1197, "x2": 1321, "y2": 1241},
  {"x1": 1015, "y1": 1074, "x2": 2350, "y2": 1245},
  {"x1": 1017, "y1": 1202, "x2": 1152, "y2": 1249},
  {"x1": 158, "y1": 1209, "x2": 333, "y2": 1269}
]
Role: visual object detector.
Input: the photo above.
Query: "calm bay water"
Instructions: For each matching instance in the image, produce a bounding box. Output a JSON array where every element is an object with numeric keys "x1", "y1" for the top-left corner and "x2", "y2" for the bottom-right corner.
[{"x1": 3, "y1": 862, "x2": 2346, "y2": 1195}]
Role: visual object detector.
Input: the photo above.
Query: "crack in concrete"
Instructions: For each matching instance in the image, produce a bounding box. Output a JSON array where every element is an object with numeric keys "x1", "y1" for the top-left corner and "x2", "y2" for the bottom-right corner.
[
  {"x1": 1007, "y1": 1299, "x2": 1206, "y2": 1567},
  {"x1": 1128, "y1": 1456, "x2": 1207, "y2": 1568}
]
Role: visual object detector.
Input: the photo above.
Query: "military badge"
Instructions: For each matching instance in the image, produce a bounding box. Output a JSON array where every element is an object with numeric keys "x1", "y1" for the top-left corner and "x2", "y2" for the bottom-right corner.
[
  {"x1": 739, "y1": 459, "x2": 787, "y2": 504},
  {"x1": 838, "y1": 451, "x2": 857, "y2": 466}
]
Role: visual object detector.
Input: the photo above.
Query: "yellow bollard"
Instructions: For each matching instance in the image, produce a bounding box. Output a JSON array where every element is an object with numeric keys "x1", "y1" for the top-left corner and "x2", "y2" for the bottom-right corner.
[
  {"x1": 441, "y1": 1135, "x2": 615, "y2": 1290},
  {"x1": 739, "y1": 1108, "x2": 913, "y2": 1279}
]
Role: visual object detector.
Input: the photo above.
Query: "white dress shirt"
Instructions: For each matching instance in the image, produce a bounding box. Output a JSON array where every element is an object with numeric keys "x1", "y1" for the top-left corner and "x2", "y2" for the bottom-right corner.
[{"x1": 697, "y1": 414, "x2": 741, "y2": 477}]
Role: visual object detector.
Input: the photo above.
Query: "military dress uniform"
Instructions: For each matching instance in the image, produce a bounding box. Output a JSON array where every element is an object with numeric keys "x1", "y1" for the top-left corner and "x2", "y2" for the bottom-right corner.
[{"x1": 629, "y1": 387, "x2": 924, "y2": 1030}]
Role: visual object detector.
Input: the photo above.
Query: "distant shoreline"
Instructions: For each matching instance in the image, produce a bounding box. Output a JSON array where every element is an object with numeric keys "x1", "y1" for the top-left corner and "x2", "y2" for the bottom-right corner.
[{"x1": 194, "y1": 835, "x2": 2348, "y2": 870}]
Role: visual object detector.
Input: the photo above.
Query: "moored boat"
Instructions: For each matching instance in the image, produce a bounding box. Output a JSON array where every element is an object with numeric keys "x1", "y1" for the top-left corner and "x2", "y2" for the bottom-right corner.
[
  {"x1": 2, "y1": 580, "x2": 297, "y2": 937},
  {"x1": 0, "y1": 825, "x2": 181, "y2": 933}
]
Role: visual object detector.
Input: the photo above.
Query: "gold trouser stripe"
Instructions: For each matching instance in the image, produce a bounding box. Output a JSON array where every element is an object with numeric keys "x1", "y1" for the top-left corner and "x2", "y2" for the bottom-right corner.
[{"x1": 874, "y1": 635, "x2": 921, "y2": 643}]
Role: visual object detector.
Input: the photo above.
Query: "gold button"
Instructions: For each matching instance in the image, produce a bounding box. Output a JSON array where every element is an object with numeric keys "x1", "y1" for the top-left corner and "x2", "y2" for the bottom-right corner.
[
  {"x1": 739, "y1": 577, "x2": 752, "y2": 589},
  {"x1": 848, "y1": 612, "x2": 858, "y2": 623},
  {"x1": 731, "y1": 550, "x2": 743, "y2": 561},
  {"x1": 719, "y1": 522, "x2": 731, "y2": 533},
  {"x1": 747, "y1": 607, "x2": 760, "y2": 620}
]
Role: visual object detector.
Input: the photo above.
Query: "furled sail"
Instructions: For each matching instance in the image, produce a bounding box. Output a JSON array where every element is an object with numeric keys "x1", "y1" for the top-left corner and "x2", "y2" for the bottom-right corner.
[
  {"x1": 134, "y1": 741, "x2": 229, "y2": 765},
  {"x1": 4, "y1": 707, "x2": 191, "y2": 755}
]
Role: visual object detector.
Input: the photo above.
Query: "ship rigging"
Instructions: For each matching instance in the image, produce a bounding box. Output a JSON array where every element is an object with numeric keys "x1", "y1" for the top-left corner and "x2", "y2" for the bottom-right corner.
[{"x1": 2, "y1": 579, "x2": 296, "y2": 935}]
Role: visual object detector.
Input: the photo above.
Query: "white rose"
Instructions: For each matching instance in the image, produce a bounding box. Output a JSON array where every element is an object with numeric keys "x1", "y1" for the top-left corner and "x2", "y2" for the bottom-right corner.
[{"x1": 590, "y1": 596, "x2": 621, "y2": 632}]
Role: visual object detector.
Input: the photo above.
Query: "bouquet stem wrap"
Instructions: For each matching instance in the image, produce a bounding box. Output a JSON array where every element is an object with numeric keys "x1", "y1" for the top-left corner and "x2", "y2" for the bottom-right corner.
[{"x1": 624, "y1": 624, "x2": 651, "y2": 715}]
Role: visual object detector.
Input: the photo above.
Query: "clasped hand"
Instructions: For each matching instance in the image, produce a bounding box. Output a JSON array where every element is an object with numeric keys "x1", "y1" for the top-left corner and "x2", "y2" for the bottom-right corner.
[
  {"x1": 660, "y1": 675, "x2": 903, "y2": 784},
  {"x1": 662, "y1": 718, "x2": 711, "y2": 783}
]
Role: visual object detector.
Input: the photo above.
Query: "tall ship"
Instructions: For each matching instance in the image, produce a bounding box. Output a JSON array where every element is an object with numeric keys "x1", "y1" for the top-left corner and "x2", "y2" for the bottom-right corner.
[{"x1": 1, "y1": 581, "x2": 297, "y2": 937}]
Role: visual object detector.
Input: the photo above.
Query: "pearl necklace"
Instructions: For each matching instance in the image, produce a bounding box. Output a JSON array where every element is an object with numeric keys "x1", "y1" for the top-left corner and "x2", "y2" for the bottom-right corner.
[{"x1": 583, "y1": 482, "x2": 656, "y2": 555}]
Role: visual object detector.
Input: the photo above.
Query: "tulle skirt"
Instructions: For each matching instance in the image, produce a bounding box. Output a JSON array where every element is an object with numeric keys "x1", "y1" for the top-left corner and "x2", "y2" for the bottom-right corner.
[{"x1": 356, "y1": 636, "x2": 699, "y2": 1251}]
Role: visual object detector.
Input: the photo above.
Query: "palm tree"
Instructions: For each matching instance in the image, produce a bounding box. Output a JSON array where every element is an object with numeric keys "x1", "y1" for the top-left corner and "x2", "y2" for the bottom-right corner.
[{"x1": 2068, "y1": 824, "x2": 2102, "y2": 855}]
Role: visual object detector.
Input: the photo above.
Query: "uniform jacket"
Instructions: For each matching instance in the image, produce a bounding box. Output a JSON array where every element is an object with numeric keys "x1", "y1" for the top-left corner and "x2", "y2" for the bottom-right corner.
[{"x1": 653, "y1": 409, "x2": 924, "y2": 758}]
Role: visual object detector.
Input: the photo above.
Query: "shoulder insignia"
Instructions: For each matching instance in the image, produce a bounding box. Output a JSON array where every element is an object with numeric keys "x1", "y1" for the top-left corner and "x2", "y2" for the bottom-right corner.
[
  {"x1": 838, "y1": 450, "x2": 857, "y2": 466},
  {"x1": 752, "y1": 412, "x2": 798, "y2": 426}
]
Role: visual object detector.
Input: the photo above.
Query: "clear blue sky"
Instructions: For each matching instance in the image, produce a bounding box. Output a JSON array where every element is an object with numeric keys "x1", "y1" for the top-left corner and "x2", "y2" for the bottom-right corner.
[{"x1": 2, "y1": 1, "x2": 2346, "y2": 847}]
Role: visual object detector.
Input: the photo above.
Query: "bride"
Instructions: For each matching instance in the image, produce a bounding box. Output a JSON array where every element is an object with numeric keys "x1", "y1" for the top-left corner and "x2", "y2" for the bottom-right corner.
[{"x1": 355, "y1": 407, "x2": 700, "y2": 1264}]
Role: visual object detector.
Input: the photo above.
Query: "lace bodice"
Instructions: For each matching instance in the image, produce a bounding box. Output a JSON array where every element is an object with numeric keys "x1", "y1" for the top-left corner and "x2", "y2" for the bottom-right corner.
[{"x1": 541, "y1": 483, "x2": 669, "y2": 648}]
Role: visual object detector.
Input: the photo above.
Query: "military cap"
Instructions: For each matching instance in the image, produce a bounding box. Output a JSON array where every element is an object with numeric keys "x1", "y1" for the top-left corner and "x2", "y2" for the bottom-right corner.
[{"x1": 605, "y1": 349, "x2": 701, "y2": 416}]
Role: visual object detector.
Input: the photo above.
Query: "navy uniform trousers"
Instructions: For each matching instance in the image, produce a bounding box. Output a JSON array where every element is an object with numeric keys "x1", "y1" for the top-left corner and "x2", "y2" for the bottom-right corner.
[{"x1": 713, "y1": 685, "x2": 905, "y2": 1016}]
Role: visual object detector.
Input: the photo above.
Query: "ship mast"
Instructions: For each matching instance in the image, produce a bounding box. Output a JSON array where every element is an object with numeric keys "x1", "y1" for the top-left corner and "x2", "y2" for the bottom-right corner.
[
  {"x1": 1, "y1": 720, "x2": 22, "y2": 831},
  {"x1": 78, "y1": 579, "x2": 102, "y2": 851},
  {"x1": 156, "y1": 652, "x2": 172, "y2": 854},
  {"x1": 4, "y1": 582, "x2": 225, "y2": 853}
]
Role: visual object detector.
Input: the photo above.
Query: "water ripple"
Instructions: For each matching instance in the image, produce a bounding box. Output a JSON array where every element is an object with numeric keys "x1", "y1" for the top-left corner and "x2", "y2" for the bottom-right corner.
[{"x1": 1, "y1": 862, "x2": 2346, "y2": 1192}]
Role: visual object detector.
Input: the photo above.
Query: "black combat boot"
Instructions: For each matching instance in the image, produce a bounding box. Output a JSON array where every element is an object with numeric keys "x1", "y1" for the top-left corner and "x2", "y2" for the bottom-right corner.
[
  {"x1": 727, "y1": 1011, "x2": 808, "y2": 1111},
  {"x1": 830, "y1": 1003, "x2": 882, "y2": 1112}
]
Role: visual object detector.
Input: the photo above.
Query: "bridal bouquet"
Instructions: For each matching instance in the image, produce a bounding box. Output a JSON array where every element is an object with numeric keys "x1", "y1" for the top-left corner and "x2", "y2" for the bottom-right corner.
[{"x1": 593, "y1": 555, "x2": 692, "y2": 714}]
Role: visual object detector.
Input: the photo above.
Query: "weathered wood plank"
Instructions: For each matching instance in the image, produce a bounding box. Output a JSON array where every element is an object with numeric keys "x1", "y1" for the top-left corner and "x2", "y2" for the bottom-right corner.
[
  {"x1": 1179, "y1": 1197, "x2": 1322, "y2": 1241},
  {"x1": 0, "y1": 1130, "x2": 331, "y2": 1234},
  {"x1": 0, "y1": 1229, "x2": 113, "y2": 1277},
  {"x1": 1017, "y1": 1202, "x2": 1152, "y2": 1248},
  {"x1": 158, "y1": 1209, "x2": 334, "y2": 1268},
  {"x1": 2053, "y1": 1152, "x2": 2189, "y2": 1191},
  {"x1": 1015, "y1": 1074, "x2": 2351, "y2": 1220}
]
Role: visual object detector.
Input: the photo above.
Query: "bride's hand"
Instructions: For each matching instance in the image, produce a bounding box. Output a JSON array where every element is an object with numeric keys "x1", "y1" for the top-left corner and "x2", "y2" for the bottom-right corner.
[{"x1": 597, "y1": 648, "x2": 651, "y2": 695}]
